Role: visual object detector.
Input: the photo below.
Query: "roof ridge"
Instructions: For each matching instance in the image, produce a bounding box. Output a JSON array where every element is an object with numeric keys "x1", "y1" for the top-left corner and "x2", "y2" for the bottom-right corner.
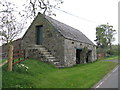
[
  {"x1": 45, "y1": 16, "x2": 95, "y2": 45},
  {"x1": 45, "y1": 16, "x2": 82, "y2": 32}
]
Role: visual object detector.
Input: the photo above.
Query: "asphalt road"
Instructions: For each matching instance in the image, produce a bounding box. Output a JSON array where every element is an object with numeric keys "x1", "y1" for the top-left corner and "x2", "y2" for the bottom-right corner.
[{"x1": 93, "y1": 60, "x2": 119, "y2": 89}]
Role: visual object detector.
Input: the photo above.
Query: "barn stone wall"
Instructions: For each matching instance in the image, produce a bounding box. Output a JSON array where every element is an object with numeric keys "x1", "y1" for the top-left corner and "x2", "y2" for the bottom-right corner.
[
  {"x1": 21, "y1": 13, "x2": 65, "y2": 64},
  {"x1": 1, "y1": 13, "x2": 97, "y2": 67},
  {"x1": 64, "y1": 39, "x2": 97, "y2": 67},
  {"x1": 21, "y1": 14, "x2": 44, "y2": 48},
  {"x1": 43, "y1": 26, "x2": 65, "y2": 65}
]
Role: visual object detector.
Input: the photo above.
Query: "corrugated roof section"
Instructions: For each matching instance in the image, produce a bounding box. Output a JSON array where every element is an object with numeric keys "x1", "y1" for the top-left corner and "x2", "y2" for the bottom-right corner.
[{"x1": 45, "y1": 16, "x2": 95, "y2": 45}]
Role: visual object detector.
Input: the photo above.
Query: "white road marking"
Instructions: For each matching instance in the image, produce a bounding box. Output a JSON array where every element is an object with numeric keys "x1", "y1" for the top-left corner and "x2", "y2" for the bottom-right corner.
[
  {"x1": 96, "y1": 81, "x2": 104, "y2": 88},
  {"x1": 107, "y1": 74, "x2": 111, "y2": 78},
  {"x1": 95, "y1": 65, "x2": 119, "y2": 88},
  {"x1": 96, "y1": 74, "x2": 111, "y2": 88},
  {"x1": 112, "y1": 66, "x2": 118, "y2": 72}
]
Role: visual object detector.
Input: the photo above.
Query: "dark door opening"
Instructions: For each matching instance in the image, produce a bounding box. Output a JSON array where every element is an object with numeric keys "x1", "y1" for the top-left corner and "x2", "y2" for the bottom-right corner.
[
  {"x1": 36, "y1": 25, "x2": 43, "y2": 45},
  {"x1": 86, "y1": 50, "x2": 92, "y2": 63},
  {"x1": 76, "y1": 49, "x2": 82, "y2": 64}
]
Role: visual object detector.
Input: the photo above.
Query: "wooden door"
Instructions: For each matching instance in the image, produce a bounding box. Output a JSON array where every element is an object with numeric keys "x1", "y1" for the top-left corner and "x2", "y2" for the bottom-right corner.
[{"x1": 36, "y1": 25, "x2": 43, "y2": 45}]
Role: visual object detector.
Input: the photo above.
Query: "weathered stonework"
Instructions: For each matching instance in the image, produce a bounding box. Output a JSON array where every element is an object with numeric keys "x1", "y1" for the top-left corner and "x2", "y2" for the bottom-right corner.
[
  {"x1": 2, "y1": 13, "x2": 97, "y2": 67},
  {"x1": 21, "y1": 14, "x2": 65, "y2": 65},
  {"x1": 64, "y1": 39, "x2": 97, "y2": 67}
]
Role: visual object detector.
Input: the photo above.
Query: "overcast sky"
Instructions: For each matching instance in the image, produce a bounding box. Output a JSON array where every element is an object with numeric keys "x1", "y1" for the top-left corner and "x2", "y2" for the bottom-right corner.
[
  {"x1": 1, "y1": 0, "x2": 119, "y2": 45},
  {"x1": 52, "y1": 0, "x2": 119, "y2": 45}
]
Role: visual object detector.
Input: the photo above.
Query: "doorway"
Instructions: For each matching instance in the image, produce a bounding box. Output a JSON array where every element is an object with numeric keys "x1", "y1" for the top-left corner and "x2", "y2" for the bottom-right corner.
[
  {"x1": 36, "y1": 25, "x2": 43, "y2": 45},
  {"x1": 86, "y1": 50, "x2": 92, "y2": 63},
  {"x1": 76, "y1": 49, "x2": 82, "y2": 64}
]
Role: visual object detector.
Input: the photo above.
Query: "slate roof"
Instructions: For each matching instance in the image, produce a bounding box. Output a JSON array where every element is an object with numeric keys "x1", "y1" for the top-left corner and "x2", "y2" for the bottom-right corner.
[{"x1": 45, "y1": 16, "x2": 95, "y2": 45}]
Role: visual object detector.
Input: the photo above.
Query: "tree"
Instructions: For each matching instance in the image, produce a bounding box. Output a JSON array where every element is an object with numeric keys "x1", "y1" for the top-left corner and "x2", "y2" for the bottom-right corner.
[
  {"x1": 23, "y1": 0, "x2": 63, "y2": 19},
  {"x1": 95, "y1": 23, "x2": 116, "y2": 55},
  {"x1": 95, "y1": 25, "x2": 108, "y2": 48},
  {"x1": 0, "y1": 1, "x2": 24, "y2": 71},
  {"x1": 105, "y1": 23, "x2": 116, "y2": 55}
]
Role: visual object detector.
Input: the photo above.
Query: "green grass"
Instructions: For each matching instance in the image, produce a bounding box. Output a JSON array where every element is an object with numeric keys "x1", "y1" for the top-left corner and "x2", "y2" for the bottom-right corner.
[
  {"x1": 1, "y1": 59, "x2": 7, "y2": 63},
  {"x1": 0, "y1": 59, "x2": 7, "y2": 65},
  {"x1": 102, "y1": 55, "x2": 118, "y2": 60},
  {"x1": 2, "y1": 59, "x2": 117, "y2": 88}
]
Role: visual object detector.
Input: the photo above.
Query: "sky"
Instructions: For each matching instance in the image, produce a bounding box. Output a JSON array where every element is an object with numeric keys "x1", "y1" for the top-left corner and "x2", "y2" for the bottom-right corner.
[
  {"x1": 52, "y1": 0, "x2": 119, "y2": 45},
  {"x1": 1, "y1": 0, "x2": 119, "y2": 45}
]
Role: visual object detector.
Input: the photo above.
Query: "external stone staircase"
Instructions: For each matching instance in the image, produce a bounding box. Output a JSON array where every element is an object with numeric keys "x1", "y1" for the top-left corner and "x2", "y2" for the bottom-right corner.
[{"x1": 27, "y1": 45, "x2": 64, "y2": 68}]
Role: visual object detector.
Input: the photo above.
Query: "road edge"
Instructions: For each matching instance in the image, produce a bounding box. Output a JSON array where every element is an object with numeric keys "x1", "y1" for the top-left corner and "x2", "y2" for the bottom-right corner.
[{"x1": 92, "y1": 64, "x2": 119, "y2": 88}]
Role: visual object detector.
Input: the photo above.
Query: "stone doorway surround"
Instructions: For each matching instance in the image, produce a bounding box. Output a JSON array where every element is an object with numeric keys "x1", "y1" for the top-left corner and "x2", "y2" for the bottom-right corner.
[{"x1": 76, "y1": 48, "x2": 82, "y2": 64}]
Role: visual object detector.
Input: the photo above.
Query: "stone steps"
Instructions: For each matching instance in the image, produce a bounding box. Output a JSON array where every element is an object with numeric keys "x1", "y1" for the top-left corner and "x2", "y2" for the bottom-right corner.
[
  {"x1": 42, "y1": 51, "x2": 50, "y2": 55},
  {"x1": 46, "y1": 56, "x2": 55, "y2": 59},
  {"x1": 28, "y1": 45, "x2": 62, "y2": 68},
  {"x1": 44, "y1": 54, "x2": 53, "y2": 57}
]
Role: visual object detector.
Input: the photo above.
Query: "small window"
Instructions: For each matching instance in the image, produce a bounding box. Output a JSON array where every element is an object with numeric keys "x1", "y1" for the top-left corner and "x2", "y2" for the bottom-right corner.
[
  {"x1": 80, "y1": 43, "x2": 82, "y2": 45},
  {"x1": 72, "y1": 42, "x2": 74, "y2": 44},
  {"x1": 48, "y1": 33, "x2": 52, "y2": 37}
]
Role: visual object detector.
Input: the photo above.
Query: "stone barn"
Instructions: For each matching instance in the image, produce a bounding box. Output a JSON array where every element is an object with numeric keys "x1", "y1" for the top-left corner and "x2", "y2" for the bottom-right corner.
[{"x1": 2, "y1": 13, "x2": 97, "y2": 67}]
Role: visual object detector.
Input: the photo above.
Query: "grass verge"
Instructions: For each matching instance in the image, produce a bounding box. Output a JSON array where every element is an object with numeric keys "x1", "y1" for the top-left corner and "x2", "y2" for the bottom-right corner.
[
  {"x1": 0, "y1": 59, "x2": 7, "y2": 64},
  {"x1": 2, "y1": 59, "x2": 117, "y2": 88},
  {"x1": 102, "y1": 55, "x2": 118, "y2": 60}
]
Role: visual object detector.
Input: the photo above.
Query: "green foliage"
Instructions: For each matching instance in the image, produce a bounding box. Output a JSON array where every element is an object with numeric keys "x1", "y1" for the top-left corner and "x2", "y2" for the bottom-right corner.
[
  {"x1": 1, "y1": 59, "x2": 7, "y2": 63},
  {"x1": 97, "y1": 45, "x2": 118, "y2": 55},
  {"x1": 2, "y1": 59, "x2": 117, "y2": 88},
  {"x1": 111, "y1": 45, "x2": 118, "y2": 55},
  {"x1": 95, "y1": 23, "x2": 116, "y2": 55},
  {"x1": 13, "y1": 64, "x2": 29, "y2": 73},
  {"x1": 103, "y1": 55, "x2": 118, "y2": 60},
  {"x1": 95, "y1": 25, "x2": 107, "y2": 48}
]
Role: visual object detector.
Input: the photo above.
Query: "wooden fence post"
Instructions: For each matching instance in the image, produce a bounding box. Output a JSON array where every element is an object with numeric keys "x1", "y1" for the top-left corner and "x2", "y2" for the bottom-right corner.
[{"x1": 8, "y1": 43, "x2": 14, "y2": 71}]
